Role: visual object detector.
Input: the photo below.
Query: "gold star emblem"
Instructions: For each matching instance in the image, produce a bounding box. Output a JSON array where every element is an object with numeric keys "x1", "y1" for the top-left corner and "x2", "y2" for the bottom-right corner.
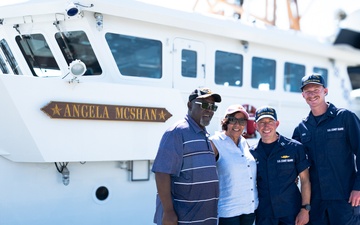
[
  {"x1": 51, "y1": 104, "x2": 62, "y2": 116},
  {"x1": 158, "y1": 110, "x2": 166, "y2": 120}
]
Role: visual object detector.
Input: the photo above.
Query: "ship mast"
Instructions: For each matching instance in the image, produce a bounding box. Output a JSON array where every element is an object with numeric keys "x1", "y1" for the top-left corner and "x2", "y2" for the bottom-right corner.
[
  {"x1": 286, "y1": 0, "x2": 300, "y2": 30},
  {"x1": 193, "y1": 0, "x2": 302, "y2": 31}
]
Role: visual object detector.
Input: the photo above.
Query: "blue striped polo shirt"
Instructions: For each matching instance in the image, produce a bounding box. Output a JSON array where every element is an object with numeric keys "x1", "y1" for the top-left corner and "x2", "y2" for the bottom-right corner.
[{"x1": 152, "y1": 114, "x2": 219, "y2": 225}]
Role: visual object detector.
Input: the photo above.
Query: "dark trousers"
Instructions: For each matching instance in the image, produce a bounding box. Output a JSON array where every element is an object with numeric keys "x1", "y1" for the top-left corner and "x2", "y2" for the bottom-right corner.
[
  {"x1": 308, "y1": 199, "x2": 353, "y2": 225},
  {"x1": 255, "y1": 215, "x2": 295, "y2": 225},
  {"x1": 219, "y1": 213, "x2": 255, "y2": 225}
]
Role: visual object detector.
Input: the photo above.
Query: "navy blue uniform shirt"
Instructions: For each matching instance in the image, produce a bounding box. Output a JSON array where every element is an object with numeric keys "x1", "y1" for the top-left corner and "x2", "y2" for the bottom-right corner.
[
  {"x1": 250, "y1": 134, "x2": 310, "y2": 218},
  {"x1": 292, "y1": 103, "x2": 360, "y2": 200}
]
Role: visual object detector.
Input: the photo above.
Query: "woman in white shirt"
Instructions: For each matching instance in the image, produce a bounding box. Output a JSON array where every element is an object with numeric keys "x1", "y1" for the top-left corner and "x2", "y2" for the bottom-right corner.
[{"x1": 210, "y1": 104, "x2": 258, "y2": 225}]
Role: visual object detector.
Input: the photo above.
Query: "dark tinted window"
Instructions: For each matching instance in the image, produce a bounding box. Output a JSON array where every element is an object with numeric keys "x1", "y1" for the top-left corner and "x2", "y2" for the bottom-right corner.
[
  {"x1": 284, "y1": 62, "x2": 305, "y2": 92},
  {"x1": 0, "y1": 39, "x2": 14, "y2": 74},
  {"x1": 55, "y1": 31, "x2": 102, "y2": 75},
  {"x1": 105, "y1": 33, "x2": 162, "y2": 78},
  {"x1": 251, "y1": 57, "x2": 276, "y2": 90},
  {"x1": 181, "y1": 50, "x2": 197, "y2": 78},
  {"x1": 215, "y1": 51, "x2": 243, "y2": 87},
  {"x1": 16, "y1": 34, "x2": 59, "y2": 76},
  {"x1": 0, "y1": 54, "x2": 8, "y2": 74}
]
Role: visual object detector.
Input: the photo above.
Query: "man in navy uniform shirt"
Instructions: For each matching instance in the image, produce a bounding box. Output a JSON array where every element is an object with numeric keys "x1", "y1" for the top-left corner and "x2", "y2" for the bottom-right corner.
[
  {"x1": 293, "y1": 74, "x2": 360, "y2": 225},
  {"x1": 250, "y1": 106, "x2": 311, "y2": 225}
]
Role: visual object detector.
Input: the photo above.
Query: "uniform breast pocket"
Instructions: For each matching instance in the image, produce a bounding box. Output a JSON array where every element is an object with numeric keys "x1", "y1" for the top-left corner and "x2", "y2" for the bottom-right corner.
[
  {"x1": 276, "y1": 162, "x2": 294, "y2": 179},
  {"x1": 326, "y1": 131, "x2": 345, "y2": 157},
  {"x1": 326, "y1": 130, "x2": 344, "y2": 139}
]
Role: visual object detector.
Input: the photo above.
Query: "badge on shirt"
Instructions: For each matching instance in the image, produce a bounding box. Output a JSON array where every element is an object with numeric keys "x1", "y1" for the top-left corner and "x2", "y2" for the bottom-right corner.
[{"x1": 277, "y1": 155, "x2": 293, "y2": 163}]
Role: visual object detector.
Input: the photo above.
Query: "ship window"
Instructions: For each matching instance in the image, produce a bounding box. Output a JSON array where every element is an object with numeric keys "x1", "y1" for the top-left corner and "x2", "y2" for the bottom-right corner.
[
  {"x1": 215, "y1": 50, "x2": 243, "y2": 87},
  {"x1": 313, "y1": 67, "x2": 328, "y2": 86},
  {"x1": 16, "y1": 34, "x2": 59, "y2": 77},
  {"x1": 55, "y1": 31, "x2": 102, "y2": 75},
  {"x1": 0, "y1": 54, "x2": 8, "y2": 74},
  {"x1": 251, "y1": 57, "x2": 276, "y2": 90},
  {"x1": 181, "y1": 50, "x2": 197, "y2": 78},
  {"x1": 284, "y1": 62, "x2": 305, "y2": 92},
  {"x1": 0, "y1": 39, "x2": 21, "y2": 75},
  {"x1": 105, "y1": 33, "x2": 162, "y2": 79}
]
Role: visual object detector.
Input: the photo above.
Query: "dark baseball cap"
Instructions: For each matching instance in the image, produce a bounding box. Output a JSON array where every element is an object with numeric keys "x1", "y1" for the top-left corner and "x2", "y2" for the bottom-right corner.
[
  {"x1": 188, "y1": 87, "x2": 221, "y2": 102},
  {"x1": 301, "y1": 74, "x2": 326, "y2": 90},
  {"x1": 255, "y1": 106, "x2": 277, "y2": 122}
]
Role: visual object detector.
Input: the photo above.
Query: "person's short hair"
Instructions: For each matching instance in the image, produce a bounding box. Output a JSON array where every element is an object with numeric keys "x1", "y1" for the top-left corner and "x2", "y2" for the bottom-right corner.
[{"x1": 221, "y1": 113, "x2": 233, "y2": 131}]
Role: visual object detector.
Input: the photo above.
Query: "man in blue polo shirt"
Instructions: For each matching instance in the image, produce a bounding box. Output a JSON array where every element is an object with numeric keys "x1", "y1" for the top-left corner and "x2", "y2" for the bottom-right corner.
[
  {"x1": 293, "y1": 74, "x2": 360, "y2": 225},
  {"x1": 250, "y1": 106, "x2": 311, "y2": 225},
  {"x1": 152, "y1": 87, "x2": 221, "y2": 225}
]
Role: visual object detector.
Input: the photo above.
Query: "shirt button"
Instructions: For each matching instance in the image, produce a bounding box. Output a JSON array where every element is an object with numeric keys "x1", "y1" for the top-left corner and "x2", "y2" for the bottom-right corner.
[
  {"x1": 247, "y1": 165, "x2": 250, "y2": 167},
  {"x1": 250, "y1": 177, "x2": 252, "y2": 179}
]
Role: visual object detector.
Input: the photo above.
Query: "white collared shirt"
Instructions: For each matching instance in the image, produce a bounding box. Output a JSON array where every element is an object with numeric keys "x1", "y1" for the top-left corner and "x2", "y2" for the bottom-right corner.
[{"x1": 210, "y1": 131, "x2": 258, "y2": 217}]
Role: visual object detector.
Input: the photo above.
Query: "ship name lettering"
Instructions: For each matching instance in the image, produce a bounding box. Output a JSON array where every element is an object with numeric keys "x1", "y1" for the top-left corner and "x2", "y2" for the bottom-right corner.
[
  {"x1": 115, "y1": 107, "x2": 157, "y2": 120},
  {"x1": 63, "y1": 104, "x2": 110, "y2": 119}
]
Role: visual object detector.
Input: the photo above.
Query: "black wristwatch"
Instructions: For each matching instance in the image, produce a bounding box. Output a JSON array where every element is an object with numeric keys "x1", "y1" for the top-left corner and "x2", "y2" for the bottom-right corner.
[{"x1": 301, "y1": 204, "x2": 311, "y2": 211}]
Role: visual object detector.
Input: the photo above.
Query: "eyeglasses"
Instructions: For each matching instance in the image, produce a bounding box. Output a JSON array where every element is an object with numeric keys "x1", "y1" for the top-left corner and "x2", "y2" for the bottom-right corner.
[
  {"x1": 227, "y1": 117, "x2": 248, "y2": 126},
  {"x1": 195, "y1": 102, "x2": 218, "y2": 112}
]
